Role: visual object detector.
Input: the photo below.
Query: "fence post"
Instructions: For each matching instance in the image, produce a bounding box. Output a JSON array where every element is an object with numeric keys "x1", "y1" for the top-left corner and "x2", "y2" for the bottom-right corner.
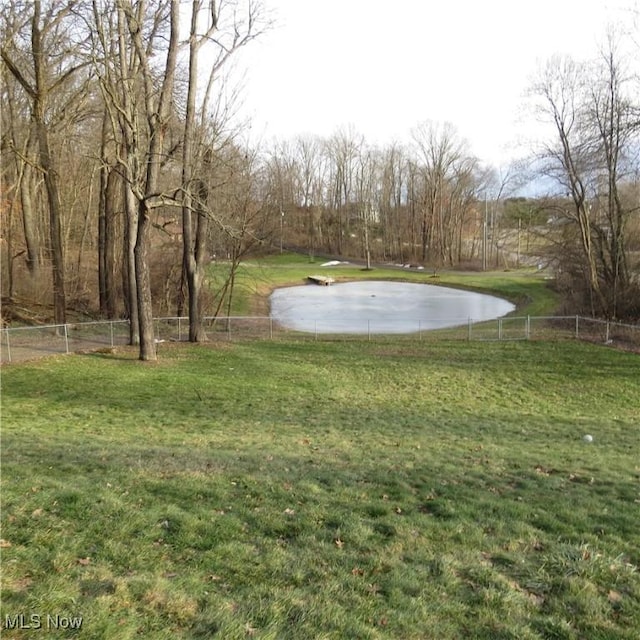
[
  {"x1": 526, "y1": 315, "x2": 531, "y2": 340},
  {"x1": 368, "y1": 319, "x2": 371, "y2": 342},
  {"x1": 498, "y1": 318, "x2": 503, "y2": 341},
  {"x1": 605, "y1": 322, "x2": 610, "y2": 343},
  {"x1": 269, "y1": 316, "x2": 273, "y2": 340},
  {"x1": 178, "y1": 317, "x2": 182, "y2": 342},
  {"x1": 110, "y1": 321, "x2": 114, "y2": 347},
  {"x1": 418, "y1": 320, "x2": 422, "y2": 341},
  {"x1": 314, "y1": 320, "x2": 318, "y2": 341},
  {"x1": 227, "y1": 317, "x2": 232, "y2": 341},
  {"x1": 575, "y1": 315, "x2": 579, "y2": 340},
  {"x1": 468, "y1": 318, "x2": 472, "y2": 341},
  {"x1": 64, "y1": 324, "x2": 70, "y2": 354}
]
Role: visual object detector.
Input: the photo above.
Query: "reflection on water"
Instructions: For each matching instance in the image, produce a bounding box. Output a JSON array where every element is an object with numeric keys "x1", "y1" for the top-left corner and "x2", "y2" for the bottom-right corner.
[{"x1": 270, "y1": 280, "x2": 515, "y2": 334}]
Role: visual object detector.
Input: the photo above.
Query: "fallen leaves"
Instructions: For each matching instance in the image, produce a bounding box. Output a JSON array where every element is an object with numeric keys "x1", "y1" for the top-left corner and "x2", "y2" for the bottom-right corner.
[
  {"x1": 528, "y1": 593, "x2": 545, "y2": 607},
  {"x1": 568, "y1": 473, "x2": 595, "y2": 484},
  {"x1": 11, "y1": 577, "x2": 34, "y2": 592},
  {"x1": 534, "y1": 465, "x2": 555, "y2": 476}
]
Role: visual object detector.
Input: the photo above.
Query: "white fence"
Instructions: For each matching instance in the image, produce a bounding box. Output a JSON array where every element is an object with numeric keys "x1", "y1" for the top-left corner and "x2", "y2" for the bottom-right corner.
[{"x1": 1, "y1": 315, "x2": 639, "y2": 364}]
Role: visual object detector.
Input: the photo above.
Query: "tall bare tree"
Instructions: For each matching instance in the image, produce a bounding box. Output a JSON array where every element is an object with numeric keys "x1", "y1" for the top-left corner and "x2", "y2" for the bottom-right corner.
[
  {"x1": 181, "y1": 0, "x2": 267, "y2": 342},
  {"x1": 1, "y1": 62, "x2": 41, "y2": 280},
  {"x1": 91, "y1": 0, "x2": 180, "y2": 359},
  {"x1": 327, "y1": 126, "x2": 363, "y2": 255},
  {"x1": 2, "y1": 0, "x2": 91, "y2": 326},
  {"x1": 353, "y1": 145, "x2": 378, "y2": 269},
  {"x1": 411, "y1": 121, "x2": 473, "y2": 266},
  {"x1": 588, "y1": 35, "x2": 636, "y2": 316},
  {"x1": 128, "y1": 0, "x2": 179, "y2": 360},
  {"x1": 294, "y1": 135, "x2": 326, "y2": 260},
  {"x1": 531, "y1": 37, "x2": 639, "y2": 318}
]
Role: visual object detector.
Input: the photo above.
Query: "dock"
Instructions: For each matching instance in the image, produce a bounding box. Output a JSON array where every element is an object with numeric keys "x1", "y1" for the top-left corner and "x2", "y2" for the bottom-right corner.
[{"x1": 307, "y1": 275, "x2": 335, "y2": 286}]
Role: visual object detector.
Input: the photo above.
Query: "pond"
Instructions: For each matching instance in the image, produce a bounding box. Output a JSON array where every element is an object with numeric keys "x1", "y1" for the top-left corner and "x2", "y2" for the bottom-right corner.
[{"x1": 270, "y1": 280, "x2": 515, "y2": 334}]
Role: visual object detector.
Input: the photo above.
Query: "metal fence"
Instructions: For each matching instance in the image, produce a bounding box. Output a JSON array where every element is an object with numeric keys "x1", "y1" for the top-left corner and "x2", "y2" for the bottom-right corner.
[{"x1": 1, "y1": 315, "x2": 639, "y2": 364}]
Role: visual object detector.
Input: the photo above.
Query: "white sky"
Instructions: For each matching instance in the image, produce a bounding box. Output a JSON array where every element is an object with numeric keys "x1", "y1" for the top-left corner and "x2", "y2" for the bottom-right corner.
[{"x1": 231, "y1": 0, "x2": 635, "y2": 167}]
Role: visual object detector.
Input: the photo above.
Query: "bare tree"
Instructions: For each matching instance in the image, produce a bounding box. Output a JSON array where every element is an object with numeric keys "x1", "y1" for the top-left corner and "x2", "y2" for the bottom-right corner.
[
  {"x1": 447, "y1": 157, "x2": 481, "y2": 265},
  {"x1": 91, "y1": 0, "x2": 145, "y2": 342},
  {"x1": 129, "y1": 0, "x2": 179, "y2": 360},
  {"x1": 530, "y1": 38, "x2": 639, "y2": 318},
  {"x1": 208, "y1": 145, "x2": 269, "y2": 318},
  {"x1": 411, "y1": 121, "x2": 475, "y2": 267},
  {"x1": 588, "y1": 34, "x2": 636, "y2": 316},
  {"x1": 327, "y1": 126, "x2": 363, "y2": 255},
  {"x1": 1, "y1": 61, "x2": 41, "y2": 283},
  {"x1": 181, "y1": 0, "x2": 268, "y2": 341},
  {"x1": 91, "y1": 0, "x2": 180, "y2": 359},
  {"x1": 353, "y1": 145, "x2": 378, "y2": 269},
  {"x1": 378, "y1": 143, "x2": 409, "y2": 262},
  {"x1": 96, "y1": 107, "x2": 121, "y2": 318},
  {"x1": 532, "y1": 56, "x2": 606, "y2": 314},
  {"x1": 2, "y1": 0, "x2": 91, "y2": 326},
  {"x1": 293, "y1": 135, "x2": 325, "y2": 260},
  {"x1": 88, "y1": 6, "x2": 123, "y2": 320}
]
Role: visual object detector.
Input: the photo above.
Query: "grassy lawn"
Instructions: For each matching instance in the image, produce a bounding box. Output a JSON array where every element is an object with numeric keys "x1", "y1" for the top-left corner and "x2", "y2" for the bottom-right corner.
[{"x1": 2, "y1": 337, "x2": 639, "y2": 639}]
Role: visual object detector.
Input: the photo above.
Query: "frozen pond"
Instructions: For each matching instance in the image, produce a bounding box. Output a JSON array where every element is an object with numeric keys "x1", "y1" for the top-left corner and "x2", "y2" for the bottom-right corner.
[{"x1": 270, "y1": 280, "x2": 515, "y2": 334}]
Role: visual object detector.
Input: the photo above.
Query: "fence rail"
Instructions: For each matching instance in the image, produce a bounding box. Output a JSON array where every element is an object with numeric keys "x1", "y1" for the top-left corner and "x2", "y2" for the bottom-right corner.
[{"x1": 1, "y1": 315, "x2": 639, "y2": 364}]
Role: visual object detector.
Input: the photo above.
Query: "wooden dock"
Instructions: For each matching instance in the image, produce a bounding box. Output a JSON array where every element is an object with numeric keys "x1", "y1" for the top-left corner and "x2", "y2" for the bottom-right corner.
[{"x1": 307, "y1": 275, "x2": 335, "y2": 286}]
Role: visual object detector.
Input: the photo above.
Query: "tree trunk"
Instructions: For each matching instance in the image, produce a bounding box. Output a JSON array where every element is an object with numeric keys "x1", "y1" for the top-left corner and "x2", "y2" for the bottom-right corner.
[
  {"x1": 131, "y1": 0, "x2": 179, "y2": 360},
  {"x1": 98, "y1": 160, "x2": 108, "y2": 315},
  {"x1": 99, "y1": 166, "x2": 119, "y2": 318},
  {"x1": 123, "y1": 178, "x2": 139, "y2": 345},
  {"x1": 32, "y1": 0, "x2": 66, "y2": 325},
  {"x1": 19, "y1": 130, "x2": 40, "y2": 275},
  {"x1": 104, "y1": 168, "x2": 119, "y2": 317},
  {"x1": 134, "y1": 201, "x2": 155, "y2": 360},
  {"x1": 181, "y1": 0, "x2": 206, "y2": 342},
  {"x1": 98, "y1": 111, "x2": 119, "y2": 318},
  {"x1": 35, "y1": 119, "x2": 67, "y2": 326}
]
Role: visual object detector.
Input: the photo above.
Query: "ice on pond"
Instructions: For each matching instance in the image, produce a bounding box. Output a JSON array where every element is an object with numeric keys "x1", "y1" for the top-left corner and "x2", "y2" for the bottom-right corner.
[{"x1": 270, "y1": 280, "x2": 515, "y2": 334}]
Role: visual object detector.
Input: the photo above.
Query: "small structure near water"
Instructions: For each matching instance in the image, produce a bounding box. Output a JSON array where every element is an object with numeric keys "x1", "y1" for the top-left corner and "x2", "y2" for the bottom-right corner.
[{"x1": 307, "y1": 275, "x2": 335, "y2": 286}]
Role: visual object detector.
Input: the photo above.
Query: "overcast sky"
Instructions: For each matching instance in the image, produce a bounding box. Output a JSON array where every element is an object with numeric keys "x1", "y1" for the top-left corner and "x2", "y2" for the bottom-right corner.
[{"x1": 230, "y1": 0, "x2": 635, "y2": 167}]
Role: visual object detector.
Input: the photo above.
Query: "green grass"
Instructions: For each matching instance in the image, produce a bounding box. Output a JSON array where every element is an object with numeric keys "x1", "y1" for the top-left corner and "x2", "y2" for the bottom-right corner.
[{"x1": 2, "y1": 338, "x2": 639, "y2": 639}]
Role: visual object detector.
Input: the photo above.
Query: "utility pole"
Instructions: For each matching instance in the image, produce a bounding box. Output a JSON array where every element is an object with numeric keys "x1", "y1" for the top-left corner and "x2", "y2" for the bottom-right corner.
[
  {"x1": 280, "y1": 211, "x2": 284, "y2": 253},
  {"x1": 482, "y1": 196, "x2": 488, "y2": 271}
]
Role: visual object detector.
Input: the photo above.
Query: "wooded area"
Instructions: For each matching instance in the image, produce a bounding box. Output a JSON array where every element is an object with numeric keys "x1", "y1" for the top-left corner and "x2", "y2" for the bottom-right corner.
[{"x1": 1, "y1": 1, "x2": 639, "y2": 359}]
